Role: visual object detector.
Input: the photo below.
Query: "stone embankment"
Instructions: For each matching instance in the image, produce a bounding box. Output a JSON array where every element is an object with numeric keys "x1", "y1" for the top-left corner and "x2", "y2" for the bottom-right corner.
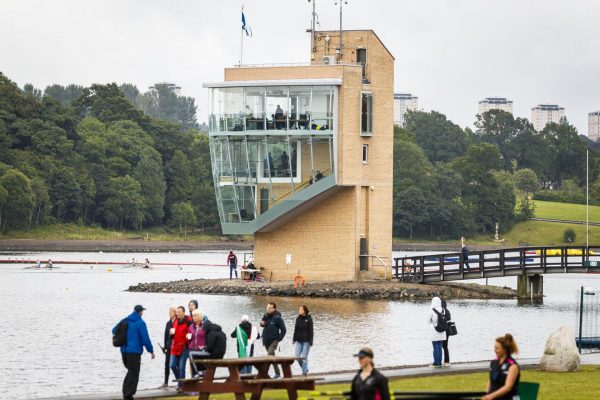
[{"x1": 128, "y1": 279, "x2": 516, "y2": 300}]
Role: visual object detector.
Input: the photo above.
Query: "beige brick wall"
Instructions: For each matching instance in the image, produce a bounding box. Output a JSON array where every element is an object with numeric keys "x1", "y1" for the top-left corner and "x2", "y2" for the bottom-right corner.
[{"x1": 225, "y1": 30, "x2": 394, "y2": 281}]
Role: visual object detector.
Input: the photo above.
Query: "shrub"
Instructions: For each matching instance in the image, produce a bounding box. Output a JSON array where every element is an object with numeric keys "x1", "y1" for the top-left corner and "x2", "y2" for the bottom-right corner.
[
  {"x1": 563, "y1": 228, "x2": 576, "y2": 243},
  {"x1": 515, "y1": 197, "x2": 535, "y2": 221}
]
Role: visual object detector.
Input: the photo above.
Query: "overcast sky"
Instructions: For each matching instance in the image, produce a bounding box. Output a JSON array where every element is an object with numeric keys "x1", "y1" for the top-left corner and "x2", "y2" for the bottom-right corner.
[{"x1": 2, "y1": 0, "x2": 599, "y2": 134}]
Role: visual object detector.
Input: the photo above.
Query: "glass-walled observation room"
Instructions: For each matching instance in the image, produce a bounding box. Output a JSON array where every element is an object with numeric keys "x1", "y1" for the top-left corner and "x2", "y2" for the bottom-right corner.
[
  {"x1": 208, "y1": 85, "x2": 335, "y2": 133},
  {"x1": 206, "y1": 83, "x2": 338, "y2": 227}
]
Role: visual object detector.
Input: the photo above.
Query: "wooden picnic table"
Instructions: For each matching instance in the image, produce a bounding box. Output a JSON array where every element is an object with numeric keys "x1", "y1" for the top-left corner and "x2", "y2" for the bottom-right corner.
[{"x1": 178, "y1": 356, "x2": 320, "y2": 400}]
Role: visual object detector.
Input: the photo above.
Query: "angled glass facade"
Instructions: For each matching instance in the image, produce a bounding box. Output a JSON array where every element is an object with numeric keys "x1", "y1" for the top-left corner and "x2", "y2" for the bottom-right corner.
[{"x1": 206, "y1": 84, "x2": 337, "y2": 232}]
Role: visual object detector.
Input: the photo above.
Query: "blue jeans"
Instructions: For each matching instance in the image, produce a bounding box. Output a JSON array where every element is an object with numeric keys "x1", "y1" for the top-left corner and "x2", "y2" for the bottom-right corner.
[
  {"x1": 432, "y1": 341, "x2": 443, "y2": 366},
  {"x1": 170, "y1": 348, "x2": 189, "y2": 386},
  {"x1": 295, "y1": 342, "x2": 311, "y2": 375},
  {"x1": 230, "y1": 263, "x2": 237, "y2": 279}
]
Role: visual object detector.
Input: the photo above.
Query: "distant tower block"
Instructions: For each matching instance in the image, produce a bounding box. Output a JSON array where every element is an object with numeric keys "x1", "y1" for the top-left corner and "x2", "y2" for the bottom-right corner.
[
  {"x1": 203, "y1": 30, "x2": 394, "y2": 281},
  {"x1": 394, "y1": 93, "x2": 418, "y2": 126},
  {"x1": 531, "y1": 104, "x2": 565, "y2": 131},
  {"x1": 478, "y1": 97, "x2": 513, "y2": 115},
  {"x1": 588, "y1": 111, "x2": 600, "y2": 141}
]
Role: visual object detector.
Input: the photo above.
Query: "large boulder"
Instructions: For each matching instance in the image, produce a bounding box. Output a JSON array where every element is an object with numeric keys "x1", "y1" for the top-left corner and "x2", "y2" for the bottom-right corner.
[{"x1": 540, "y1": 325, "x2": 580, "y2": 372}]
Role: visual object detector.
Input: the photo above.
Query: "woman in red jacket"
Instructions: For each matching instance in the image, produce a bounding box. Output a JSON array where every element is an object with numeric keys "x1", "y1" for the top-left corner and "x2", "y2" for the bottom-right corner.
[{"x1": 170, "y1": 306, "x2": 191, "y2": 392}]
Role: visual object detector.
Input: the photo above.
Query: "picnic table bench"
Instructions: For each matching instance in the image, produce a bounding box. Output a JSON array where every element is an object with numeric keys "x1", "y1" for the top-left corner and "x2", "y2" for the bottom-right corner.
[{"x1": 177, "y1": 356, "x2": 321, "y2": 400}]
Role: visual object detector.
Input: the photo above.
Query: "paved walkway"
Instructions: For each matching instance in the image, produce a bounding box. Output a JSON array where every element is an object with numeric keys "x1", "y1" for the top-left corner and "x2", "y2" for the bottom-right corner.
[{"x1": 37, "y1": 353, "x2": 600, "y2": 400}]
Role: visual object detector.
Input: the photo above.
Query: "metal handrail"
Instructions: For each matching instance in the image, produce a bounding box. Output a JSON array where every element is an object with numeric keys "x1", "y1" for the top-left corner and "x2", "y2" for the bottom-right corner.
[{"x1": 393, "y1": 245, "x2": 600, "y2": 283}]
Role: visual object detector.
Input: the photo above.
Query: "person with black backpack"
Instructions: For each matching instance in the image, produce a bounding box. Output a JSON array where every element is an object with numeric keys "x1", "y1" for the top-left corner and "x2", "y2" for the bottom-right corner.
[
  {"x1": 427, "y1": 296, "x2": 447, "y2": 368},
  {"x1": 112, "y1": 305, "x2": 155, "y2": 400},
  {"x1": 440, "y1": 298, "x2": 452, "y2": 366}
]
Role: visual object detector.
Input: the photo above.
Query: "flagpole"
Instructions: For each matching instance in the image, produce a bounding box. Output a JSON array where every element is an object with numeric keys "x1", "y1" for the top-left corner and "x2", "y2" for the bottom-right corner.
[{"x1": 240, "y1": 5, "x2": 244, "y2": 65}]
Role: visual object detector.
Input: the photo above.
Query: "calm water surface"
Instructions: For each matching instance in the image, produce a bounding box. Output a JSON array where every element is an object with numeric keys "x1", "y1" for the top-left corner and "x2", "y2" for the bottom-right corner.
[{"x1": 0, "y1": 250, "x2": 598, "y2": 399}]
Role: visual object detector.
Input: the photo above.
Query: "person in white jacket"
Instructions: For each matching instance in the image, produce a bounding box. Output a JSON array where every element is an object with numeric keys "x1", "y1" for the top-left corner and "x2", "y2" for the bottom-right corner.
[{"x1": 428, "y1": 296, "x2": 447, "y2": 368}]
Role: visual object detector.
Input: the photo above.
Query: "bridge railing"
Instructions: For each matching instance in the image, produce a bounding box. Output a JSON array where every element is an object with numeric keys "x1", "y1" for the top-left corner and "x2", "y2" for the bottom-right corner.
[{"x1": 393, "y1": 245, "x2": 600, "y2": 283}]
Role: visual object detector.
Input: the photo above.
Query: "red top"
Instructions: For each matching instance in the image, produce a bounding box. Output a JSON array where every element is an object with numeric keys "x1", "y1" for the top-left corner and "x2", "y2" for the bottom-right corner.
[{"x1": 170, "y1": 317, "x2": 191, "y2": 356}]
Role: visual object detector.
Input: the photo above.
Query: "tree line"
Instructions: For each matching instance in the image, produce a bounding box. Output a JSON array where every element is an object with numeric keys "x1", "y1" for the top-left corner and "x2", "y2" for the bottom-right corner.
[
  {"x1": 1, "y1": 71, "x2": 598, "y2": 238},
  {"x1": 0, "y1": 73, "x2": 217, "y2": 233},
  {"x1": 393, "y1": 109, "x2": 598, "y2": 239}
]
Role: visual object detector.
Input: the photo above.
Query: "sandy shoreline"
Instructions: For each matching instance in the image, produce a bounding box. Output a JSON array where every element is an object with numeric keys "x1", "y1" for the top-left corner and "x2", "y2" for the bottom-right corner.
[{"x1": 0, "y1": 238, "x2": 505, "y2": 253}]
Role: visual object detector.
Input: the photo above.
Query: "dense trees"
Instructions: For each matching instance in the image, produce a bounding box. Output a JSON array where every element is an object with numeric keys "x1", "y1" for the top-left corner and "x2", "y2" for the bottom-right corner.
[
  {"x1": 393, "y1": 109, "x2": 600, "y2": 239},
  {"x1": 0, "y1": 73, "x2": 217, "y2": 233},
  {"x1": 2, "y1": 70, "x2": 598, "y2": 239}
]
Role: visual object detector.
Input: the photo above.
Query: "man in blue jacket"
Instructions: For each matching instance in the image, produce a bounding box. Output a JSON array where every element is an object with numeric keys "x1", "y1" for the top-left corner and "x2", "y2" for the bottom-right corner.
[
  {"x1": 112, "y1": 305, "x2": 155, "y2": 400},
  {"x1": 260, "y1": 302, "x2": 286, "y2": 378}
]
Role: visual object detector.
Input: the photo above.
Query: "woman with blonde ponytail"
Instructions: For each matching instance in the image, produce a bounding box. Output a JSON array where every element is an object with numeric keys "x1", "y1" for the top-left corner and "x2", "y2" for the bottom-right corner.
[{"x1": 482, "y1": 334, "x2": 520, "y2": 400}]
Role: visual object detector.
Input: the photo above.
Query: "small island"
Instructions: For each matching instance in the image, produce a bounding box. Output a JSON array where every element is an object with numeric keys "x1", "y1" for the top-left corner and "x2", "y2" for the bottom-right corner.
[{"x1": 128, "y1": 279, "x2": 516, "y2": 300}]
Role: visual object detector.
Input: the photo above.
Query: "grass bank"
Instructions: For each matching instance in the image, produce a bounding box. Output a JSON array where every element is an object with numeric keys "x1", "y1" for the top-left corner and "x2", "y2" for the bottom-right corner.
[
  {"x1": 164, "y1": 365, "x2": 600, "y2": 400},
  {"x1": 534, "y1": 200, "x2": 600, "y2": 223},
  {"x1": 0, "y1": 223, "x2": 230, "y2": 242}
]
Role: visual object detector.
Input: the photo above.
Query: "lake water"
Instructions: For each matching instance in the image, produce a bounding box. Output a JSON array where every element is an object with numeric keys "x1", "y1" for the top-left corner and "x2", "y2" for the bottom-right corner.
[{"x1": 0, "y1": 250, "x2": 598, "y2": 399}]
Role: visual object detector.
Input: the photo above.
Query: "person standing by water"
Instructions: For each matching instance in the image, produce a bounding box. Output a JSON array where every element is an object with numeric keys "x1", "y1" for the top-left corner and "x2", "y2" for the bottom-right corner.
[
  {"x1": 440, "y1": 299, "x2": 452, "y2": 367},
  {"x1": 350, "y1": 347, "x2": 390, "y2": 400},
  {"x1": 482, "y1": 334, "x2": 520, "y2": 400},
  {"x1": 188, "y1": 300, "x2": 198, "y2": 319},
  {"x1": 231, "y1": 315, "x2": 254, "y2": 374},
  {"x1": 112, "y1": 305, "x2": 155, "y2": 400},
  {"x1": 170, "y1": 306, "x2": 191, "y2": 392},
  {"x1": 188, "y1": 310, "x2": 207, "y2": 378},
  {"x1": 427, "y1": 296, "x2": 447, "y2": 368},
  {"x1": 292, "y1": 305, "x2": 313, "y2": 376},
  {"x1": 261, "y1": 302, "x2": 286, "y2": 378},
  {"x1": 227, "y1": 251, "x2": 238, "y2": 279},
  {"x1": 461, "y1": 237, "x2": 471, "y2": 270},
  {"x1": 160, "y1": 307, "x2": 176, "y2": 389}
]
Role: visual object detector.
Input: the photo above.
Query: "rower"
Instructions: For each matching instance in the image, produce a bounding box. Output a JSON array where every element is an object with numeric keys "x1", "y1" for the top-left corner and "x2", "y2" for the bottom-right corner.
[{"x1": 46, "y1": 259, "x2": 53, "y2": 269}]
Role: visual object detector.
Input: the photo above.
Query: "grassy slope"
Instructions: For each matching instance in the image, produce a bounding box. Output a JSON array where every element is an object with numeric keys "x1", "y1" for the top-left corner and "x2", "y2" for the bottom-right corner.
[
  {"x1": 0, "y1": 223, "x2": 222, "y2": 241},
  {"x1": 534, "y1": 200, "x2": 600, "y2": 223},
  {"x1": 165, "y1": 365, "x2": 600, "y2": 400}
]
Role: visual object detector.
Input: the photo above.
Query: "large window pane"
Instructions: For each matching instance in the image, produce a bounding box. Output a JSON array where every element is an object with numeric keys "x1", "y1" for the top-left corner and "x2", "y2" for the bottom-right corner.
[
  {"x1": 265, "y1": 87, "x2": 288, "y2": 130},
  {"x1": 361, "y1": 92, "x2": 373, "y2": 135},
  {"x1": 311, "y1": 86, "x2": 333, "y2": 131},
  {"x1": 209, "y1": 88, "x2": 224, "y2": 132},
  {"x1": 261, "y1": 138, "x2": 300, "y2": 179},
  {"x1": 224, "y1": 88, "x2": 244, "y2": 131},
  {"x1": 288, "y1": 87, "x2": 311, "y2": 130},
  {"x1": 244, "y1": 87, "x2": 265, "y2": 130}
]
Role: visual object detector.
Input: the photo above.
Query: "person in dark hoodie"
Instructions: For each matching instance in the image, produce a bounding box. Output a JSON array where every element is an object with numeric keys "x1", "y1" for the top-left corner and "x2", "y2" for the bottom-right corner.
[
  {"x1": 112, "y1": 305, "x2": 155, "y2": 400},
  {"x1": 160, "y1": 306, "x2": 176, "y2": 389},
  {"x1": 260, "y1": 302, "x2": 286, "y2": 378},
  {"x1": 202, "y1": 319, "x2": 227, "y2": 359},
  {"x1": 292, "y1": 305, "x2": 314, "y2": 376}
]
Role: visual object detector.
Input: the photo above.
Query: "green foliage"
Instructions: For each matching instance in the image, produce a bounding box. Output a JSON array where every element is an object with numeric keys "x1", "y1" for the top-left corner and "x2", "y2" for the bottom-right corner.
[
  {"x1": 0, "y1": 73, "x2": 217, "y2": 234},
  {"x1": 515, "y1": 196, "x2": 536, "y2": 221},
  {"x1": 102, "y1": 176, "x2": 145, "y2": 229},
  {"x1": 514, "y1": 168, "x2": 539, "y2": 194},
  {"x1": 0, "y1": 169, "x2": 34, "y2": 230},
  {"x1": 170, "y1": 201, "x2": 196, "y2": 236},
  {"x1": 404, "y1": 110, "x2": 468, "y2": 162},
  {"x1": 563, "y1": 228, "x2": 576, "y2": 243}
]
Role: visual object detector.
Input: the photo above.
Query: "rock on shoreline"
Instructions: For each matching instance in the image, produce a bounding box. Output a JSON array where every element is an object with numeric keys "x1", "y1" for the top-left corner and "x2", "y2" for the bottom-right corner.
[{"x1": 128, "y1": 279, "x2": 517, "y2": 300}]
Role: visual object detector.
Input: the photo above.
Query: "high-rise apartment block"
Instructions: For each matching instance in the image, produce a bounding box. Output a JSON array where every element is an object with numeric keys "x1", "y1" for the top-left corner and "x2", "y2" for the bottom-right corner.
[
  {"x1": 531, "y1": 104, "x2": 565, "y2": 131},
  {"x1": 589, "y1": 111, "x2": 600, "y2": 141},
  {"x1": 393, "y1": 93, "x2": 418, "y2": 126},
  {"x1": 478, "y1": 97, "x2": 513, "y2": 115}
]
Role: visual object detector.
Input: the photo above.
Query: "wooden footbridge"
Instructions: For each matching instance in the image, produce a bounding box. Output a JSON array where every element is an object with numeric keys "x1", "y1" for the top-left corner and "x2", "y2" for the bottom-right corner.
[{"x1": 393, "y1": 245, "x2": 600, "y2": 299}]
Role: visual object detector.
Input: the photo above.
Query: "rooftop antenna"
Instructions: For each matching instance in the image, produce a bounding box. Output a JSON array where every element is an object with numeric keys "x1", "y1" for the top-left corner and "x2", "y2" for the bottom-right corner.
[
  {"x1": 334, "y1": 0, "x2": 348, "y2": 58},
  {"x1": 307, "y1": 0, "x2": 318, "y2": 53}
]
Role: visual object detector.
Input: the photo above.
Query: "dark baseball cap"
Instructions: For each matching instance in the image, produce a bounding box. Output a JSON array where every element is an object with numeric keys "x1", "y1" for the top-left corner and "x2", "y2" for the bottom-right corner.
[
  {"x1": 134, "y1": 305, "x2": 146, "y2": 312},
  {"x1": 353, "y1": 347, "x2": 374, "y2": 358}
]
